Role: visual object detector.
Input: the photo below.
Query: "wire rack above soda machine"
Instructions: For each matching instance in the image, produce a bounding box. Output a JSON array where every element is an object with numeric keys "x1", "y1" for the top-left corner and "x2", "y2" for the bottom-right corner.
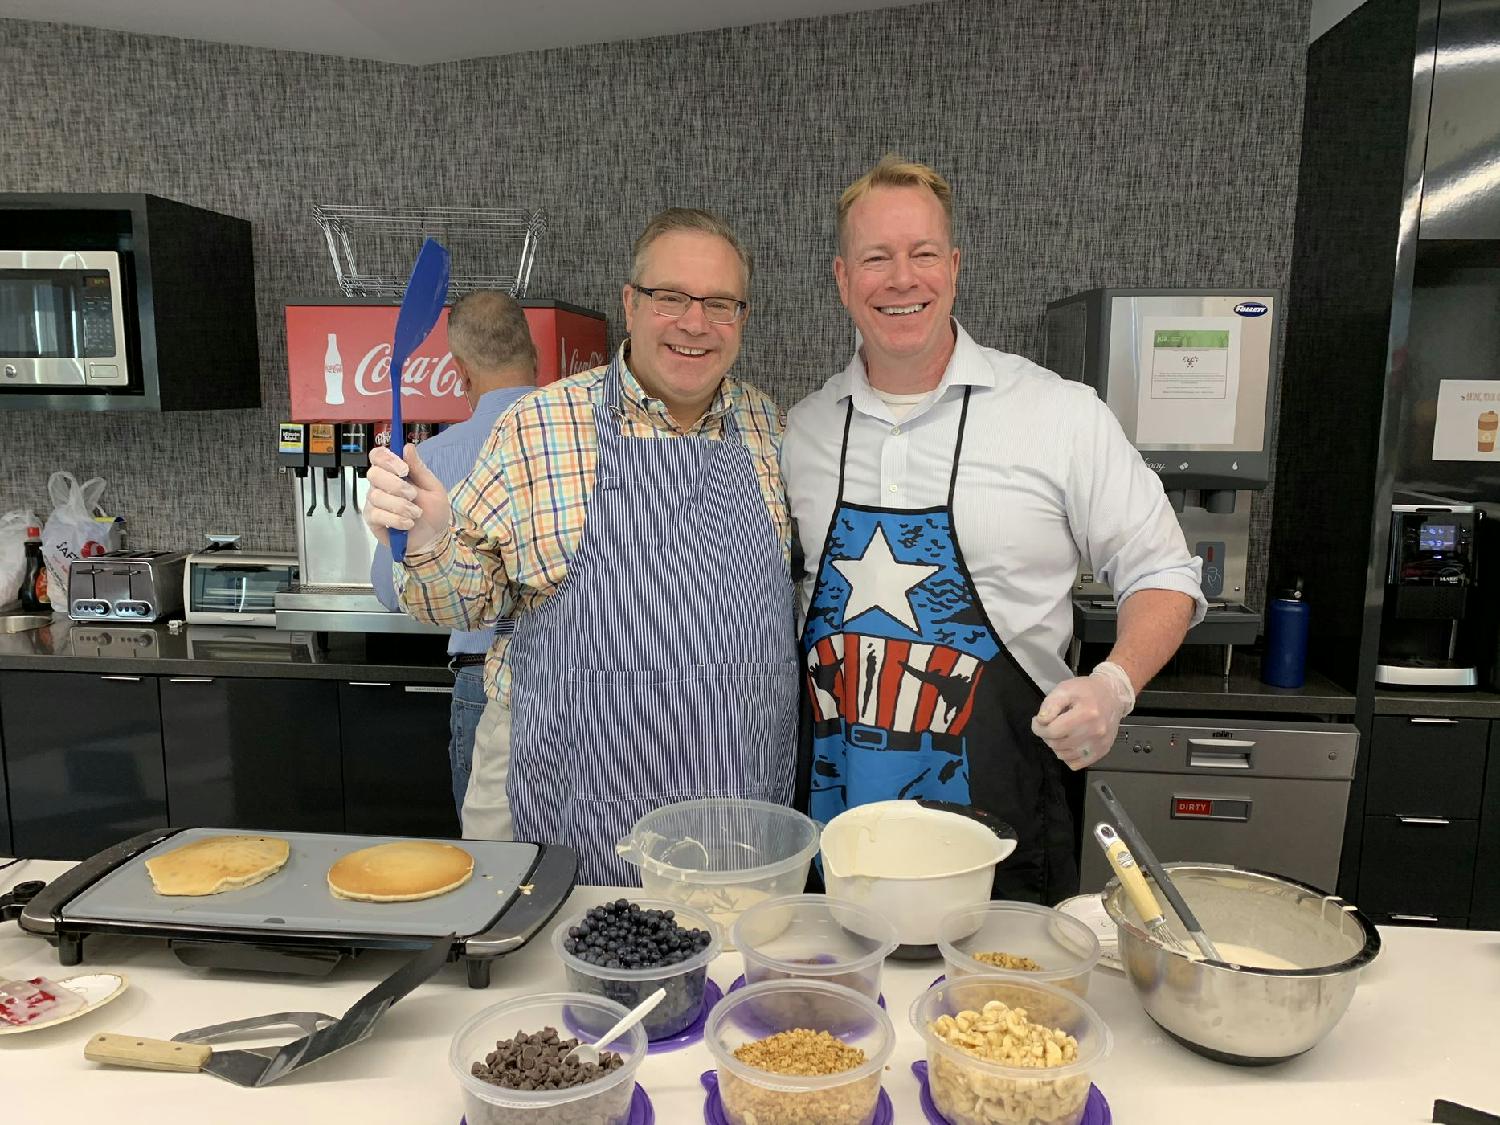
[{"x1": 312, "y1": 204, "x2": 548, "y2": 299}]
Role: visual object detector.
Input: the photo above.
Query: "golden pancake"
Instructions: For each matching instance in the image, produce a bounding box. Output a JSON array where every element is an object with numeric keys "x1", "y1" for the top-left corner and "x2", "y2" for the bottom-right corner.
[
  {"x1": 145, "y1": 834, "x2": 290, "y2": 896},
  {"x1": 327, "y1": 841, "x2": 474, "y2": 903}
]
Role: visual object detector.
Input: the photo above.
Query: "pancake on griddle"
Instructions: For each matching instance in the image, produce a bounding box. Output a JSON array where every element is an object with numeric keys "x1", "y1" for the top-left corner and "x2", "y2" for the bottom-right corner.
[
  {"x1": 326, "y1": 840, "x2": 475, "y2": 902},
  {"x1": 145, "y1": 834, "x2": 291, "y2": 896}
]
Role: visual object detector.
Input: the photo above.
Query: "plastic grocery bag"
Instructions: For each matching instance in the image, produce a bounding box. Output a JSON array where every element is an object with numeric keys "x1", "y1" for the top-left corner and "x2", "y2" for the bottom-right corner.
[
  {"x1": 40, "y1": 472, "x2": 124, "y2": 612},
  {"x1": 0, "y1": 509, "x2": 34, "y2": 611}
]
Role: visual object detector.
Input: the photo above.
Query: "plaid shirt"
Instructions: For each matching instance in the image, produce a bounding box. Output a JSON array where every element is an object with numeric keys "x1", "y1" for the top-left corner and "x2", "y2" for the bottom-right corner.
[{"x1": 397, "y1": 345, "x2": 790, "y2": 702}]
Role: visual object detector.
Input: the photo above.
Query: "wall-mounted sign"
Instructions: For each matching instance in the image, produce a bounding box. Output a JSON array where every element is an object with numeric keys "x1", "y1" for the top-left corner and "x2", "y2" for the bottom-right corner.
[{"x1": 1432, "y1": 379, "x2": 1500, "y2": 461}]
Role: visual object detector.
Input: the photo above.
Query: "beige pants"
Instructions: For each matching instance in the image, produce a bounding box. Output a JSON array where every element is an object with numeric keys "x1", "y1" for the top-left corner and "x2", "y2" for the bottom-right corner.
[{"x1": 461, "y1": 694, "x2": 515, "y2": 840}]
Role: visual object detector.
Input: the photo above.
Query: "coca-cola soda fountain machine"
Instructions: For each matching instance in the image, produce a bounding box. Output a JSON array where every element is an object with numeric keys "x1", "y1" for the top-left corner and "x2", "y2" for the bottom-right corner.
[{"x1": 273, "y1": 299, "x2": 607, "y2": 632}]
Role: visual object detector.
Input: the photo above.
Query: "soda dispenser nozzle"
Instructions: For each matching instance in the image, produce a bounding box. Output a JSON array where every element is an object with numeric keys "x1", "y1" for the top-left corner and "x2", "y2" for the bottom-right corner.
[
  {"x1": 308, "y1": 423, "x2": 339, "y2": 515},
  {"x1": 340, "y1": 423, "x2": 371, "y2": 516},
  {"x1": 276, "y1": 423, "x2": 311, "y2": 515}
]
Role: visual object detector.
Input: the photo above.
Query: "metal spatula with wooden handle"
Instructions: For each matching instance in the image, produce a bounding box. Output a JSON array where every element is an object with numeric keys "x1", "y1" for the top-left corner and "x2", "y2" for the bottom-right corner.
[{"x1": 84, "y1": 934, "x2": 452, "y2": 1086}]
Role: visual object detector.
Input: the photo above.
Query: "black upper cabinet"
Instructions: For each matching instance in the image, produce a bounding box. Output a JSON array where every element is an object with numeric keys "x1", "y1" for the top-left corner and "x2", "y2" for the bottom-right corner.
[
  {"x1": 1421, "y1": 0, "x2": 1500, "y2": 240},
  {"x1": 160, "y1": 677, "x2": 343, "y2": 833},
  {"x1": 0, "y1": 193, "x2": 258, "y2": 412},
  {"x1": 0, "y1": 671, "x2": 167, "y2": 860},
  {"x1": 339, "y1": 681, "x2": 459, "y2": 839}
]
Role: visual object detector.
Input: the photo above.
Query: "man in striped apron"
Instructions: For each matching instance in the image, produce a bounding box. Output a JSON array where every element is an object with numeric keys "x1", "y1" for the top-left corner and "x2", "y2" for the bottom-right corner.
[
  {"x1": 786, "y1": 158, "x2": 1205, "y2": 903},
  {"x1": 365, "y1": 209, "x2": 799, "y2": 885}
]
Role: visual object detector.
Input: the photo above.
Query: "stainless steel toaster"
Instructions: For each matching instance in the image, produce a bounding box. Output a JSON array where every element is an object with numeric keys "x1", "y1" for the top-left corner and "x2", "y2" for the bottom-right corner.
[{"x1": 68, "y1": 550, "x2": 189, "y2": 623}]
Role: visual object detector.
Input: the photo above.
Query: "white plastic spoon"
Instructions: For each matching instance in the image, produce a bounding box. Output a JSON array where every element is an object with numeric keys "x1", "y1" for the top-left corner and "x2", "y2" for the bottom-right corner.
[{"x1": 566, "y1": 987, "x2": 665, "y2": 1066}]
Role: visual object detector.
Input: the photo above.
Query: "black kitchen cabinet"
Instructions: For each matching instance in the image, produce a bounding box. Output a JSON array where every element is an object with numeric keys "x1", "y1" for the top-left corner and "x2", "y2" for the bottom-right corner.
[
  {"x1": 1365, "y1": 716, "x2": 1489, "y2": 819},
  {"x1": 338, "y1": 681, "x2": 459, "y2": 838},
  {"x1": 0, "y1": 671, "x2": 167, "y2": 860},
  {"x1": 0, "y1": 692, "x2": 11, "y2": 857},
  {"x1": 1471, "y1": 723, "x2": 1500, "y2": 925},
  {"x1": 161, "y1": 676, "x2": 342, "y2": 832},
  {"x1": 1358, "y1": 814, "x2": 1479, "y2": 921}
]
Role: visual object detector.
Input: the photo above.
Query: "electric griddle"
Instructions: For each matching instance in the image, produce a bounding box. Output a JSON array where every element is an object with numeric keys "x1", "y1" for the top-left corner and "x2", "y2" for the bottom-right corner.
[{"x1": 18, "y1": 827, "x2": 577, "y2": 987}]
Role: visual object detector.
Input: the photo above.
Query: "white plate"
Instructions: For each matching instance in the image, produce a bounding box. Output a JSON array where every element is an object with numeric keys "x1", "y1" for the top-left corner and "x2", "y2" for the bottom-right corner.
[
  {"x1": 0, "y1": 973, "x2": 128, "y2": 1035},
  {"x1": 1054, "y1": 894, "x2": 1123, "y2": 972}
]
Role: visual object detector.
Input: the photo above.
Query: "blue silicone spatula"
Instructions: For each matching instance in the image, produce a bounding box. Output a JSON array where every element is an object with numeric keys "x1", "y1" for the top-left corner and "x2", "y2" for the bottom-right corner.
[{"x1": 388, "y1": 237, "x2": 451, "y2": 562}]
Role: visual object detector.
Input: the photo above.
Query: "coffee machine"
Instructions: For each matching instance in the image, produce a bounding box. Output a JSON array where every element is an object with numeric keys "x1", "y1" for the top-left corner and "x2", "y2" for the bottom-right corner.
[
  {"x1": 1376, "y1": 502, "x2": 1481, "y2": 688},
  {"x1": 1044, "y1": 288, "x2": 1278, "y2": 673}
]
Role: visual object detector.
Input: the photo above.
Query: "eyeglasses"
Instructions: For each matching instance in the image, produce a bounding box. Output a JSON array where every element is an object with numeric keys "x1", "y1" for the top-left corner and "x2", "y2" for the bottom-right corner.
[{"x1": 632, "y1": 285, "x2": 748, "y2": 325}]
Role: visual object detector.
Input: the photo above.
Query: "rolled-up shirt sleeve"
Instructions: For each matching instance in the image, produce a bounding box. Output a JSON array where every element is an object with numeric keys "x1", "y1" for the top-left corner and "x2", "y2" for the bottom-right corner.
[{"x1": 1067, "y1": 394, "x2": 1207, "y2": 625}]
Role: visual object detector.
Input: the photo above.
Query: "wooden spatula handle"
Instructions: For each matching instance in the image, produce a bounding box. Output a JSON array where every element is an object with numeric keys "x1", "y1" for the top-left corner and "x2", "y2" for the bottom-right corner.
[{"x1": 85, "y1": 1033, "x2": 211, "y2": 1072}]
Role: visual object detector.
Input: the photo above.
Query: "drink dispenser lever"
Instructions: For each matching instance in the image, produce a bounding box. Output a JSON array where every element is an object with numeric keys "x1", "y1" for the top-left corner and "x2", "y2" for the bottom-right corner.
[
  {"x1": 277, "y1": 423, "x2": 311, "y2": 515},
  {"x1": 308, "y1": 423, "x2": 339, "y2": 515},
  {"x1": 341, "y1": 423, "x2": 371, "y2": 516}
]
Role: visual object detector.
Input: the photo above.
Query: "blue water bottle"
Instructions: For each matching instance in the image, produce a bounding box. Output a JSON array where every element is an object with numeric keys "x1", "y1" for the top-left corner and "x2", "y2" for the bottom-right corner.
[{"x1": 1262, "y1": 578, "x2": 1310, "y2": 689}]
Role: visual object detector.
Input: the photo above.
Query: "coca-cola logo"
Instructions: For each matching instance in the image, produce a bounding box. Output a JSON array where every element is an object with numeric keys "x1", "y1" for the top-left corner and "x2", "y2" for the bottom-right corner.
[
  {"x1": 354, "y1": 344, "x2": 464, "y2": 399},
  {"x1": 560, "y1": 336, "x2": 606, "y2": 378}
]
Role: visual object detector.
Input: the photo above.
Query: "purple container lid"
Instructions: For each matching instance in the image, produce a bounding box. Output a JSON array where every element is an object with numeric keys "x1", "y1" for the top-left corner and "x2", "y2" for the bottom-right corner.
[
  {"x1": 700, "y1": 1070, "x2": 893, "y2": 1125},
  {"x1": 911, "y1": 1060, "x2": 1111, "y2": 1125},
  {"x1": 727, "y1": 973, "x2": 887, "y2": 1010},
  {"x1": 462, "y1": 1081, "x2": 654, "y2": 1125}
]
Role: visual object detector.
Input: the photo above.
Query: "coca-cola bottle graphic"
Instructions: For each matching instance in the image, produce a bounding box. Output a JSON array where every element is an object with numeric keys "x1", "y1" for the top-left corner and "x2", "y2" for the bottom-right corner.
[{"x1": 324, "y1": 332, "x2": 345, "y2": 406}]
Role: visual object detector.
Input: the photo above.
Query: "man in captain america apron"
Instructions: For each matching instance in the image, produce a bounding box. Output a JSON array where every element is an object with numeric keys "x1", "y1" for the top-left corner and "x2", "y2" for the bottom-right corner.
[{"x1": 788, "y1": 157, "x2": 1205, "y2": 904}]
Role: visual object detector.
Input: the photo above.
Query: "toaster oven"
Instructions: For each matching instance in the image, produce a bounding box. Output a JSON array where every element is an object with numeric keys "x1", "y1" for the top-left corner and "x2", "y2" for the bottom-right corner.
[{"x1": 184, "y1": 550, "x2": 299, "y2": 626}]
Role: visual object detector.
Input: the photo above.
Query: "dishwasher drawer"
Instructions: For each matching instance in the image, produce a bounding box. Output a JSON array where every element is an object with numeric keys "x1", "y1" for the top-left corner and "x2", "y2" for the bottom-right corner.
[{"x1": 1080, "y1": 771, "x2": 1354, "y2": 894}]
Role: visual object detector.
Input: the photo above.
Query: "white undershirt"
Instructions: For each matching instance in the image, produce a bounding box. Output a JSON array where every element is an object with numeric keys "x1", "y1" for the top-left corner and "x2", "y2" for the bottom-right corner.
[{"x1": 872, "y1": 387, "x2": 933, "y2": 420}]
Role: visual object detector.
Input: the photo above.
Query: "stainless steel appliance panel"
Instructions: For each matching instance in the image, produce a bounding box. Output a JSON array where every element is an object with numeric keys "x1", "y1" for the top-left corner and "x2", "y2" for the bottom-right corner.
[{"x1": 1079, "y1": 717, "x2": 1359, "y2": 895}]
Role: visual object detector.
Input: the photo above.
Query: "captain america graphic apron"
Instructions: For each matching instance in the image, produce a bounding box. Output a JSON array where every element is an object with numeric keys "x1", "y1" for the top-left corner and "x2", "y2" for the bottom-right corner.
[{"x1": 800, "y1": 388, "x2": 1079, "y2": 903}]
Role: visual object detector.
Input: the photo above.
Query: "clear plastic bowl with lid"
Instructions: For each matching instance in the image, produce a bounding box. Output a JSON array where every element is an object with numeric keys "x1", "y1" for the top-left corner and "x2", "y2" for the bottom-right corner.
[
  {"x1": 705, "y1": 978, "x2": 894, "y2": 1125},
  {"x1": 911, "y1": 974, "x2": 1112, "y2": 1125},
  {"x1": 937, "y1": 901, "x2": 1102, "y2": 996},
  {"x1": 731, "y1": 893, "x2": 897, "y2": 1003},
  {"x1": 615, "y1": 798, "x2": 821, "y2": 945},
  {"x1": 450, "y1": 992, "x2": 646, "y2": 1125},
  {"x1": 551, "y1": 897, "x2": 721, "y2": 1040}
]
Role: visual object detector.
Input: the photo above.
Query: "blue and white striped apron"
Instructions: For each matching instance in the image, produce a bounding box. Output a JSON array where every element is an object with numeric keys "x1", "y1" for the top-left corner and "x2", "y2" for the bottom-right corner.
[{"x1": 503, "y1": 359, "x2": 799, "y2": 885}]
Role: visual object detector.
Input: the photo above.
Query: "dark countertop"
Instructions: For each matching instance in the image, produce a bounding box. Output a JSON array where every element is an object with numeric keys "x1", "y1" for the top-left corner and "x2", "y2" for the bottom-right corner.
[
  {"x1": 0, "y1": 614, "x2": 453, "y2": 684},
  {"x1": 0, "y1": 614, "x2": 1358, "y2": 715},
  {"x1": 1374, "y1": 688, "x2": 1500, "y2": 719},
  {"x1": 1133, "y1": 648, "x2": 1356, "y2": 716}
]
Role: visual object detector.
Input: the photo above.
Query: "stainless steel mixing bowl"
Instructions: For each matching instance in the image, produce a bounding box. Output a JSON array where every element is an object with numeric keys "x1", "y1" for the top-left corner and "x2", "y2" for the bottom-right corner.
[{"x1": 1101, "y1": 863, "x2": 1380, "y2": 1065}]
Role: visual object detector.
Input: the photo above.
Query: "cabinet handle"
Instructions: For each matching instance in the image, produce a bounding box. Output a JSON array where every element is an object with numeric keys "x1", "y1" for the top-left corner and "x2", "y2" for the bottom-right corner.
[
  {"x1": 1408, "y1": 717, "x2": 1459, "y2": 724},
  {"x1": 168, "y1": 677, "x2": 215, "y2": 684},
  {"x1": 348, "y1": 681, "x2": 393, "y2": 688},
  {"x1": 1389, "y1": 914, "x2": 1440, "y2": 923},
  {"x1": 404, "y1": 685, "x2": 453, "y2": 695},
  {"x1": 1396, "y1": 816, "x2": 1451, "y2": 825},
  {"x1": 99, "y1": 675, "x2": 141, "y2": 682}
]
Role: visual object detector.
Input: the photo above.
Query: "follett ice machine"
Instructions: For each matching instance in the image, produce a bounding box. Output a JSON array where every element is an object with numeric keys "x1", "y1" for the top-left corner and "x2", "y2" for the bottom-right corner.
[{"x1": 1044, "y1": 288, "x2": 1279, "y2": 673}]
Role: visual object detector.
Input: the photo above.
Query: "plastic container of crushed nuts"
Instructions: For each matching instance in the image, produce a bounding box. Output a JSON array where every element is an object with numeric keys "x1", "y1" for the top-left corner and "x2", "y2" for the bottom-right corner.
[
  {"x1": 732, "y1": 894, "x2": 898, "y2": 1004},
  {"x1": 705, "y1": 978, "x2": 895, "y2": 1125},
  {"x1": 451, "y1": 992, "x2": 647, "y2": 1125},
  {"x1": 553, "y1": 898, "x2": 722, "y2": 1040},
  {"x1": 910, "y1": 975, "x2": 1112, "y2": 1125},
  {"x1": 937, "y1": 902, "x2": 1101, "y2": 997}
]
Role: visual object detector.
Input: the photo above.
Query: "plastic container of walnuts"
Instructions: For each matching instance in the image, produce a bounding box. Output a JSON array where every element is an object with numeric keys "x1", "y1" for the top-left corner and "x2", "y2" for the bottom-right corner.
[
  {"x1": 705, "y1": 978, "x2": 894, "y2": 1125},
  {"x1": 910, "y1": 974, "x2": 1112, "y2": 1125}
]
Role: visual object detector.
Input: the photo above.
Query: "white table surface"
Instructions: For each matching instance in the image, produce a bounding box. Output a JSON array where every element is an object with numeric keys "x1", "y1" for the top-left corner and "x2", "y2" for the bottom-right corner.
[{"x1": 2, "y1": 859, "x2": 1497, "y2": 1123}]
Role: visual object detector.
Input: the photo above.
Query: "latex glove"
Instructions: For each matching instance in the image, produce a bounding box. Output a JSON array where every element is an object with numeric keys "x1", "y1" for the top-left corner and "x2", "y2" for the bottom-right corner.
[
  {"x1": 362, "y1": 443, "x2": 451, "y2": 555},
  {"x1": 1031, "y1": 661, "x2": 1135, "y2": 771}
]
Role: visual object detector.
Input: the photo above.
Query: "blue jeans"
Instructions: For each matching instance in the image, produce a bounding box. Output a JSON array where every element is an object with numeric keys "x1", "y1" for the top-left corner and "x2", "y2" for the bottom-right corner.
[{"x1": 449, "y1": 665, "x2": 487, "y2": 815}]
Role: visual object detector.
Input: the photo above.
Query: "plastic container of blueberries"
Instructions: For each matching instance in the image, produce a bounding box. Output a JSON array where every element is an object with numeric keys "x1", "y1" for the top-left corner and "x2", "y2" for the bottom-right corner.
[
  {"x1": 450, "y1": 991, "x2": 646, "y2": 1125},
  {"x1": 704, "y1": 978, "x2": 894, "y2": 1125},
  {"x1": 551, "y1": 897, "x2": 722, "y2": 1040}
]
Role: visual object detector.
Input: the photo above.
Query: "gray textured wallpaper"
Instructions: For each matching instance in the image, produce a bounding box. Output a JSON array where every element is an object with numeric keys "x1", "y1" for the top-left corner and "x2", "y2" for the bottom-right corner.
[{"x1": 0, "y1": 1, "x2": 1308, "y2": 606}]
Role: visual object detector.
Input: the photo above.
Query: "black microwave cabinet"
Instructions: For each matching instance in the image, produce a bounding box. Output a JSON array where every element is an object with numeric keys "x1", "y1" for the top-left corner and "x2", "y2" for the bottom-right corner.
[{"x1": 0, "y1": 192, "x2": 259, "y2": 412}]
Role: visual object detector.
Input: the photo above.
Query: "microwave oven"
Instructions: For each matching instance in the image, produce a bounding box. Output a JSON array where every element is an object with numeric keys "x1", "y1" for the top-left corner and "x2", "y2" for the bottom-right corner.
[{"x1": 0, "y1": 249, "x2": 132, "y2": 388}]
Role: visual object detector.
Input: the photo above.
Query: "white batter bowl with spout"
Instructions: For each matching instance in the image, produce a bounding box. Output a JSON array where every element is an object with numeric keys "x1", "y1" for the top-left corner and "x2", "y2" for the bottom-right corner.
[{"x1": 820, "y1": 800, "x2": 1018, "y2": 953}]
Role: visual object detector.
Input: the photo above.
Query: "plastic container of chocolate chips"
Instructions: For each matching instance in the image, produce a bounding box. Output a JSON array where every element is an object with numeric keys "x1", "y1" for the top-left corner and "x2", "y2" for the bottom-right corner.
[{"x1": 451, "y1": 992, "x2": 647, "y2": 1125}]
